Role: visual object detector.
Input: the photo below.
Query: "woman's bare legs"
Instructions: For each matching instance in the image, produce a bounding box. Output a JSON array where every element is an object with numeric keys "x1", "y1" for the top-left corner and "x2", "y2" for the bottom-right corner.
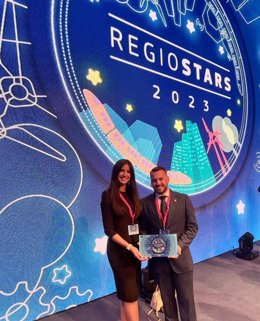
[{"x1": 120, "y1": 300, "x2": 139, "y2": 321}]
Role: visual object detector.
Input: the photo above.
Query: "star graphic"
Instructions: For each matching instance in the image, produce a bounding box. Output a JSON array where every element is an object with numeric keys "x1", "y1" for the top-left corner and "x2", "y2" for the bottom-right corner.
[
  {"x1": 227, "y1": 109, "x2": 232, "y2": 116},
  {"x1": 186, "y1": 20, "x2": 195, "y2": 33},
  {"x1": 94, "y1": 235, "x2": 108, "y2": 255},
  {"x1": 219, "y1": 46, "x2": 224, "y2": 55},
  {"x1": 86, "y1": 68, "x2": 102, "y2": 86},
  {"x1": 236, "y1": 200, "x2": 245, "y2": 215},
  {"x1": 174, "y1": 119, "x2": 184, "y2": 133},
  {"x1": 126, "y1": 104, "x2": 133, "y2": 112},
  {"x1": 236, "y1": 99, "x2": 241, "y2": 105},
  {"x1": 52, "y1": 265, "x2": 72, "y2": 285},
  {"x1": 149, "y1": 10, "x2": 157, "y2": 21}
]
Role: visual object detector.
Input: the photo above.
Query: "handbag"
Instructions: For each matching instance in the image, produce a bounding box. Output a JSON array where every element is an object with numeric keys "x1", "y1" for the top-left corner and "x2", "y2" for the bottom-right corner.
[
  {"x1": 147, "y1": 285, "x2": 163, "y2": 320},
  {"x1": 141, "y1": 266, "x2": 157, "y2": 301}
]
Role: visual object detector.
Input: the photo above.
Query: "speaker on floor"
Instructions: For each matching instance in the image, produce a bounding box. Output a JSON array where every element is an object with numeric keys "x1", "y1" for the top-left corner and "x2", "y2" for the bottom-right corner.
[{"x1": 235, "y1": 232, "x2": 258, "y2": 260}]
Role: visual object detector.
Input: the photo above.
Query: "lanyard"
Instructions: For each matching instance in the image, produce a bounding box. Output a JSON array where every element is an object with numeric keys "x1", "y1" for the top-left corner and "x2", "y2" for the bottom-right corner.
[
  {"x1": 155, "y1": 193, "x2": 171, "y2": 228},
  {"x1": 119, "y1": 193, "x2": 135, "y2": 224}
]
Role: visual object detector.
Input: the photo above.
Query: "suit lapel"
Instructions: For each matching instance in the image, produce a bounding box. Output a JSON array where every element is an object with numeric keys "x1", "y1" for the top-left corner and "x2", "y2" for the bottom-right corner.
[
  {"x1": 149, "y1": 193, "x2": 163, "y2": 228},
  {"x1": 165, "y1": 190, "x2": 178, "y2": 228}
]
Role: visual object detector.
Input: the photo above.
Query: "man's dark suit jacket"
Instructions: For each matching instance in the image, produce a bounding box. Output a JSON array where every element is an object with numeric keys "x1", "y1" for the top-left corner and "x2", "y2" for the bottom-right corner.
[{"x1": 140, "y1": 190, "x2": 198, "y2": 274}]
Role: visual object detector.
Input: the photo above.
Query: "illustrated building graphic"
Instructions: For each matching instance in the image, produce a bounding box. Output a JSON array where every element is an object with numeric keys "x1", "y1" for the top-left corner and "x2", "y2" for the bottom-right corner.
[
  {"x1": 170, "y1": 121, "x2": 216, "y2": 194},
  {"x1": 104, "y1": 104, "x2": 162, "y2": 164},
  {"x1": 125, "y1": 120, "x2": 162, "y2": 164},
  {"x1": 81, "y1": 88, "x2": 191, "y2": 185}
]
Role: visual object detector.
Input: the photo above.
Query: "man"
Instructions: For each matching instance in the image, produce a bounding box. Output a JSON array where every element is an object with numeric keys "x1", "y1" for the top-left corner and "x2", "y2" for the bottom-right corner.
[{"x1": 141, "y1": 166, "x2": 198, "y2": 321}]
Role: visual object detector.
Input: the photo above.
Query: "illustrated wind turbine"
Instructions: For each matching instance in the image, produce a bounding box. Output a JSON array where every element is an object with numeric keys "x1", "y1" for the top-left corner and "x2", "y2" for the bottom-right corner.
[
  {"x1": 0, "y1": 0, "x2": 66, "y2": 161},
  {"x1": 202, "y1": 117, "x2": 230, "y2": 175}
]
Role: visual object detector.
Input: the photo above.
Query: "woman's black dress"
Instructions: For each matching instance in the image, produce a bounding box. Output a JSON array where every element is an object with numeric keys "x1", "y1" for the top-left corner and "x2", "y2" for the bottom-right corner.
[{"x1": 101, "y1": 191, "x2": 141, "y2": 302}]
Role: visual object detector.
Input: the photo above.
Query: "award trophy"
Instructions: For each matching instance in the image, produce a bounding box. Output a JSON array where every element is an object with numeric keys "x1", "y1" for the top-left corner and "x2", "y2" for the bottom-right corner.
[{"x1": 139, "y1": 234, "x2": 178, "y2": 257}]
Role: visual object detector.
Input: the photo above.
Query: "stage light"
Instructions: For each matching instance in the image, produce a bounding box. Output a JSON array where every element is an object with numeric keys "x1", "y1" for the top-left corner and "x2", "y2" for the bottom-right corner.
[{"x1": 235, "y1": 232, "x2": 258, "y2": 260}]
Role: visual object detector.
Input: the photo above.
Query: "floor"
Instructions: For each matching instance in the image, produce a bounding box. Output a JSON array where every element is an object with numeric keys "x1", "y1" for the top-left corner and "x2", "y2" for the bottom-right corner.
[{"x1": 42, "y1": 242, "x2": 260, "y2": 321}]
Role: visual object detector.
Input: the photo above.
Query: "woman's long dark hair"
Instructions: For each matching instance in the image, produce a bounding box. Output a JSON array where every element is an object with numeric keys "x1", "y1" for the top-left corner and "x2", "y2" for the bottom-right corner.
[{"x1": 107, "y1": 159, "x2": 140, "y2": 217}]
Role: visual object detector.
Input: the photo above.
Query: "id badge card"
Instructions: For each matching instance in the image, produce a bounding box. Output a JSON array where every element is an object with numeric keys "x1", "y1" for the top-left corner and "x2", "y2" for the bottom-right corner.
[
  {"x1": 128, "y1": 224, "x2": 139, "y2": 235},
  {"x1": 159, "y1": 229, "x2": 170, "y2": 234}
]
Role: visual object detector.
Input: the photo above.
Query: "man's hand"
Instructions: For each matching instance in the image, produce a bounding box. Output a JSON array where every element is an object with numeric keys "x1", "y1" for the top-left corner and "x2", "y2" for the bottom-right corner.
[{"x1": 168, "y1": 245, "x2": 182, "y2": 259}]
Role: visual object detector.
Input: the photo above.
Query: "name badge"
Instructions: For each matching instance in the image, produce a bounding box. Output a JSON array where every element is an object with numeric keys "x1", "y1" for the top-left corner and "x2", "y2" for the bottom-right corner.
[{"x1": 128, "y1": 224, "x2": 139, "y2": 235}]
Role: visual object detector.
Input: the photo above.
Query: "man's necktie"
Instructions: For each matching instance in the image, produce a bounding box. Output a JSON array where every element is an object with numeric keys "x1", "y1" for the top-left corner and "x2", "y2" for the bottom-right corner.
[{"x1": 159, "y1": 196, "x2": 167, "y2": 217}]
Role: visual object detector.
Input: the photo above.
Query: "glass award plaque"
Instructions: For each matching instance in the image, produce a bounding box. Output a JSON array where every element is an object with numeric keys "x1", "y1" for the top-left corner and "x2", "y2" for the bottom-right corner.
[{"x1": 139, "y1": 234, "x2": 178, "y2": 257}]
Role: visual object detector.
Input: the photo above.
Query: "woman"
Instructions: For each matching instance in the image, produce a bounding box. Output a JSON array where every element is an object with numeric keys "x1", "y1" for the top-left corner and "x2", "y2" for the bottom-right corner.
[{"x1": 101, "y1": 159, "x2": 145, "y2": 321}]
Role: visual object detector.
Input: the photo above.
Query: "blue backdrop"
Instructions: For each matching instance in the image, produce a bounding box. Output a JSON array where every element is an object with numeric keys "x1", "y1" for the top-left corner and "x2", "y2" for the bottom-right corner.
[{"x1": 0, "y1": 0, "x2": 259, "y2": 320}]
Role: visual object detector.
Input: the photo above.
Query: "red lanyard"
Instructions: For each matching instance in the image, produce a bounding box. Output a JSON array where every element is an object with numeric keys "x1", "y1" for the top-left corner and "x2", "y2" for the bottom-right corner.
[
  {"x1": 155, "y1": 193, "x2": 170, "y2": 228},
  {"x1": 119, "y1": 193, "x2": 135, "y2": 224}
]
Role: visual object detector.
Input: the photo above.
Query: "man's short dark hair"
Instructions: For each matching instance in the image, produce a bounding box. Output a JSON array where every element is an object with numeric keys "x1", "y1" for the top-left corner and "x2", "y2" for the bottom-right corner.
[{"x1": 150, "y1": 166, "x2": 167, "y2": 176}]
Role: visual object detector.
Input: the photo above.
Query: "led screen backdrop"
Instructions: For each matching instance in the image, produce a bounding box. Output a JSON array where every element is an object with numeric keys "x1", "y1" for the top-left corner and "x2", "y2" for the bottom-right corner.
[{"x1": 0, "y1": 0, "x2": 259, "y2": 319}]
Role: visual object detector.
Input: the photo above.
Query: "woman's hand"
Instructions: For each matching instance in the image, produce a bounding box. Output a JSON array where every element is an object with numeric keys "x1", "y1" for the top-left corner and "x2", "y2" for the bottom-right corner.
[{"x1": 129, "y1": 245, "x2": 149, "y2": 261}]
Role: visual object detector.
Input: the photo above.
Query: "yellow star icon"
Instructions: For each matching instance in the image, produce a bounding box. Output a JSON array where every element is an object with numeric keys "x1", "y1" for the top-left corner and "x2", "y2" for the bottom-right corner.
[
  {"x1": 227, "y1": 109, "x2": 232, "y2": 117},
  {"x1": 126, "y1": 104, "x2": 133, "y2": 112},
  {"x1": 174, "y1": 120, "x2": 184, "y2": 133},
  {"x1": 86, "y1": 68, "x2": 102, "y2": 86}
]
